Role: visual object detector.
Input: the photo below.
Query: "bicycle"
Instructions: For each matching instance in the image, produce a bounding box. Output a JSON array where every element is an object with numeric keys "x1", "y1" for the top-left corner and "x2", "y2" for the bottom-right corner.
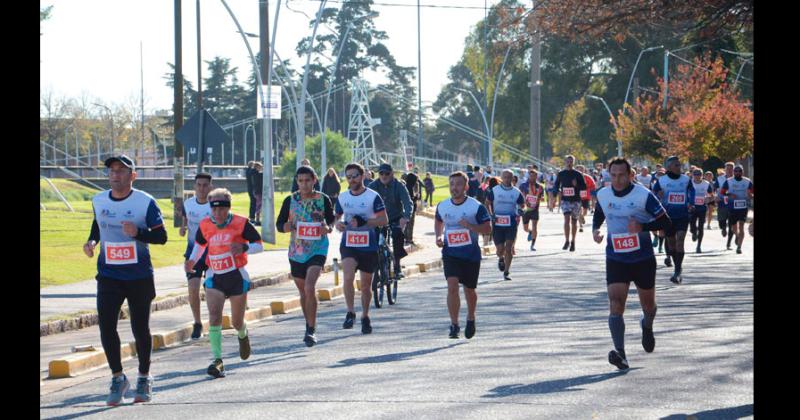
[{"x1": 372, "y1": 223, "x2": 399, "y2": 308}]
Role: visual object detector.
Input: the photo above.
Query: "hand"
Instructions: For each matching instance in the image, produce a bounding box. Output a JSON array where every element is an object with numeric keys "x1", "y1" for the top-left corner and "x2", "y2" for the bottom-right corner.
[
  {"x1": 436, "y1": 236, "x2": 444, "y2": 248},
  {"x1": 184, "y1": 259, "x2": 196, "y2": 273},
  {"x1": 349, "y1": 218, "x2": 359, "y2": 228},
  {"x1": 593, "y1": 229, "x2": 604, "y2": 244},
  {"x1": 399, "y1": 218, "x2": 408, "y2": 230},
  {"x1": 179, "y1": 226, "x2": 187, "y2": 237},
  {"x1": 283, "y1": 222, "x2": 293, "y2": 233},
  {"x1": 230, "y1": 243, "x2": 246, "y2": 256},
  {"x1": 121, "y1": 221, "x2": 138, "y2": 238},
  {"x1": 627, "y1": 218, "x2": 643, "y2": 234},
  {"x1": 83, "y1": 240, "x2": 96, "y2": 258},
  {"x1": 335, "y1": 221, "x2": 346, "y2": 232}
]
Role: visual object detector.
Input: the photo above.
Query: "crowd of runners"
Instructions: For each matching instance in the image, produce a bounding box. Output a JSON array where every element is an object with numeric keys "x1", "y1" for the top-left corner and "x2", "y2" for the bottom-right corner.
[{"x1": 82, "y1": 153, "x2": 753, "y2": 405}]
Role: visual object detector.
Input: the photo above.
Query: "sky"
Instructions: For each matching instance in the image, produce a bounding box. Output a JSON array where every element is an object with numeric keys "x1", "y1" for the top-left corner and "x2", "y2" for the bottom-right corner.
[{"x1": 40, "y1": 0, "x2": 509, "y2": 116}]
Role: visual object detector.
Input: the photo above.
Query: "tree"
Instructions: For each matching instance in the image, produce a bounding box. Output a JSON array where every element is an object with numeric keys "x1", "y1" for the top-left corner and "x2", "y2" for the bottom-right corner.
[
  {"x1": 616, "y1": 53, "x2": 753, "y2": 163},
  {"x1": 549, "y1": 99, "x2": 597, "y2": 162},
  {"x1": 277, "y1": 130, "x2": 352, "y2": 190}
]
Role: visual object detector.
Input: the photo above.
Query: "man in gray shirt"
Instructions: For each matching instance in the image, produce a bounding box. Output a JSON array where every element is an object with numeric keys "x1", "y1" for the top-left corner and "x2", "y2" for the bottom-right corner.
[{"x1": 368, "y1": 163, "x2": 413, "y2": 278}]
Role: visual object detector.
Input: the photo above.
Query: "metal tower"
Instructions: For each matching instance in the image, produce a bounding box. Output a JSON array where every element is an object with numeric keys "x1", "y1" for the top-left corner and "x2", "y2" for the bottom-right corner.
[{"x1": 348, "y1": 79, "x2": 380, "y2": 167}]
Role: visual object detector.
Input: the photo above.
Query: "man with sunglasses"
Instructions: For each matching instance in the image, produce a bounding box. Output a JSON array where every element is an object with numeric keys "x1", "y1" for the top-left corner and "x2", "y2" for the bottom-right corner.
[
  {"x1": 719, "y1": 165, "x2": 753, "y2": 254},
  {"x1": 335, "y1": 163, "x2": 388, "y2": 334},
  {"x1": 368, "y1": 163, "x2": 413, "y2": 279}
]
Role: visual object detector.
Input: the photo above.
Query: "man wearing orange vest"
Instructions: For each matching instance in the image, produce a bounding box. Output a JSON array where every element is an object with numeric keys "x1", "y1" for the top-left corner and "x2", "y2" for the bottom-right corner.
[{"x1": 184, "y1": 188, "x2": 263, "y2": 378}]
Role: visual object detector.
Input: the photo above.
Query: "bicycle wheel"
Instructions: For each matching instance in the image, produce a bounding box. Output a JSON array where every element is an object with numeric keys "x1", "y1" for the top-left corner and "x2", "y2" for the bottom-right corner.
[
  {"x1": 372, "y1": 251, "x2": 384, "y2": 309},
  {"x1": 386, "y1": 254, "x2": 397, "y2": 305}
]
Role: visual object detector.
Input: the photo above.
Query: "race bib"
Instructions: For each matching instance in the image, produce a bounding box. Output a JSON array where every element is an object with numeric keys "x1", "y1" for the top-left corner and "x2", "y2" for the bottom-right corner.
[
  {"x1": 345, "y1": 230, "x2": 370, "y2": 248},
  {"x1": 694, "y1": 196, "x2": 706, "y2": 206},
  {"x1": 296, "y1": 222, "x2": 322, "y2": 241},
  {"x1": 668, "y1": 192, "x2": 686, "y2": 204},
  {"x1": 526, "y1": 194, "x2": 539, "y2": 207},
  {"x1": 734, "y1": 199, "x2": 747, "y2": 209},
  {"x1": 446, "y1": 229, "x2": 471, "y2": 248},
  {"x1": 723, "y1": 196, "x2": 729, "y2": 205},
  {"x1": 562, "y1": 187, "x2": 575, "y2": 197},
  {"x1": 611, "y1": 233, "x2": 641, "y2": 253},
  {"x1": 580, "y1": 190, "x2": 589, "y2": 200},
  {"x1": 495, "y1": 215, "x2": 511, "y2": 227},
  {"x1": 209, "y1": 252, "x2": 236, "y2": 274},
  {"x1": 104, "y1": 241, "x2": 138, "y2": 265}
]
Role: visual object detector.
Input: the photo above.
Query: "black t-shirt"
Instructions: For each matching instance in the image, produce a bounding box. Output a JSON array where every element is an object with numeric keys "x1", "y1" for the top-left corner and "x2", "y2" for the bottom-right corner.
[{"x1": 554, "y1": 169, "x2": 587, "y2": 202}]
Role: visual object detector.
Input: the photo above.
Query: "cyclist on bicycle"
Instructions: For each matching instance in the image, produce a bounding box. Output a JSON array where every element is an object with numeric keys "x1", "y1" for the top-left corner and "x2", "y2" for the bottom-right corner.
[
  {"x1": 335, "y1": 163, "x2": 388, "y2": 334},
  {"x1": 368, "y1": 163, "x2": 413, "y2": 279}
]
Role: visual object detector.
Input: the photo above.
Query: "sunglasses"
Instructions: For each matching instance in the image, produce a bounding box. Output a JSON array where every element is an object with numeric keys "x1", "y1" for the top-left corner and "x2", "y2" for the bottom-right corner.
[
  {"x1": 345, "y1": 173, "x2": 361, "y2": 180},
  {"x1": 379, "y1": 172, "x2": 391, "y2": 176}
]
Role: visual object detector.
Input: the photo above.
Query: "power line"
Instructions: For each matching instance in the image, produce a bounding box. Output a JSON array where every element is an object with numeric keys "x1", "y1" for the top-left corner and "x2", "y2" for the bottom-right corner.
[
  {"x1": 667, "y1": 51, "x2": 753, "y2": 83},
  {"x1": 297, "y1": 0, "x2": 521, "y2": 11}
]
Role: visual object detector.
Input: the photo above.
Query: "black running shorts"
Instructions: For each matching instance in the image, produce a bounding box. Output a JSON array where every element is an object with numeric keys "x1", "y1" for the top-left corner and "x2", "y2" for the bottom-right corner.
[
  {"x1": 492, "y1": 225, "x2": 518, "y2": 245},
  {"x1": 522, "y1": 209, "x2": 540, "y2": 224},
  {"x1": 606, "y1": 257, "x2": 656, "y2": 290},
  {"x1": 666, "y1": 218, "x2": 689, "y2": 236},
  {"x1": 728, "y1": 209, "x2": 748, "y2": 224},
  {"x1": 443, "y1": 255, "x2": 481, "y2": 289},
  {"x1": 289, "y1": 255, "x2": 327, "y2": 279},
  {"x1": 340, "y1": 247, "x2": 378, "y2": 274}
]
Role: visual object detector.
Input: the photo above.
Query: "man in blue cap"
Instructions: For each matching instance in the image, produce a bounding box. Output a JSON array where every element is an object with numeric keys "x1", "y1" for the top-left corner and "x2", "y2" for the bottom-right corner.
[{"x1": 368, "y1": 163, "x2": 413, "y2": 278}]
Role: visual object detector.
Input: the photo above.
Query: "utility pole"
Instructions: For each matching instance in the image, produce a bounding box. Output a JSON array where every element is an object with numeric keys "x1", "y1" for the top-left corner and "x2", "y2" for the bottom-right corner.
[
  {"x1": 416, "y1": 0, "x2": 423, "y2": 158},
  {"x1": 140, "y1": 41, "x2": 145, "y2": 165},
  {"x1": 196, "y1": 0, "x2": 205, "y2": 173},
  {"x1": 173, "y1": 0, "x2": 185, "y2": 228},
  {"x1": 260, "y1": 0, "x2": 276, "y2": 244},
  {"x1": 529, "y1": 0, "x2": 541, "y2": 161}
]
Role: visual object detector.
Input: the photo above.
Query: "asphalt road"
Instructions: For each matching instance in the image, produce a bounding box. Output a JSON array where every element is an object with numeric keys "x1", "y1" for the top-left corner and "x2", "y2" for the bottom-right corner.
[{"x1": 40, "y1": 210, "x2": 753, "y2": 419}]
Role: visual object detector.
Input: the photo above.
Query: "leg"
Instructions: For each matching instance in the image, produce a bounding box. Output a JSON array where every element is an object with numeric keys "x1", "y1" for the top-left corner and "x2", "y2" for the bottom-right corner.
[
  {"x1": 187, "y1": 277, "x2": 202, "y2": 324},
  {"x1": 229, "y1": 293, "x2": 248, "y2": 334},
  {"x1": 293, "y1": 277, "x2": 308, "y2": 323},
  {"x1": 736, "y1": 220, "x2": 746, "y2": 248},
  {"x1": 446, "y1": 277, "x2": 461, "y2": 325},
  {"x1": 503, "y1": 239, "x2": 515, "y2": 272},
  {"x1": 607, "y1": 282, "x2": 630, "y2": 354},
  {"x1": 464, "y1": 286, "x2": 477, "y2": 321},
  {"x1": 563, "y1": 215, "x2": 571, "y2": 242},
  {"x1": 570, "y1": 216, "x2": 579, "y2": 242},
  {"x1": 342, "y1": 257, "x2": 358, "y2": 313},
  {"x1": 97, "y1": 279, "x2": 127, "y2": 376},
  {"x1": 359, "y1": 270, "x2": 373, "y2": 319},
  {"x1": 126, "y1": 279, "x2": 155, "y2": 376},
  {"x1": 205, "y1": 288, "x2": 226, "y2": 360},
  {"x1": 304, "y1": 266, "x2": 323, "y2": 328}
]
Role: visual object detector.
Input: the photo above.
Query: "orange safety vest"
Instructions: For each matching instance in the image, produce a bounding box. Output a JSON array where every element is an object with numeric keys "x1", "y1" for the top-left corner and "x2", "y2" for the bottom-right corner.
[{"x1": 199, "y1": 214, "x2": 250, "y2": 272}]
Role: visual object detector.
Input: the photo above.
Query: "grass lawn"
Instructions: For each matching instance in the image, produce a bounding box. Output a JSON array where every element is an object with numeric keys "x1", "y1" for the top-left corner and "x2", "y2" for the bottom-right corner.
[{"x1": 41, "y1": 180, "x2": 294, "y2": 288}]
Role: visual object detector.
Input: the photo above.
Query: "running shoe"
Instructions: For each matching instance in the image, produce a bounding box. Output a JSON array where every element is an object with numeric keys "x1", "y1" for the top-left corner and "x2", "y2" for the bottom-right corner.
[
  {"x1": 664, "y1": 256, "x2": 672, "y2": 267},
  {"x1": 562, "y1": 240, "x2": 570, "y2": 250},
  {"x1": 736, "y1": 247, "x2": 742, "y2": 254},
  {"x1": 569, "y1": 242, "x2": 575, "y2": 252},
  {"x1": 498, "y1": 258, "x2": 505, "y2": 272},
  {"x1": 503, "y1": 271, "x2": 512, "y2": 281},
  {"x1": 527, "y1": 232, "x2": 532, "y2": 241},
  {"x1": 449, "y1": 324, "x2": 460, "y2": 339},
  {"x1": 304, "y1": 325, "x2": 317, "y2": 347},
  {"x1": 238, "y1": 334, "x2": 251, "y2": 360},
  {"x1": 361, "y1": 317, "x2": 372, "y2": 334},
  {"x1": 670, "y1": 274, "x2": 682, "y2": 284},
  {"x1": 465, "y1": 320, "x2": 476, "y2": 339},
  {"x1": 342, "y1": 311, "x2": 356, "y2": 329},
  {"x1": 721, "y1": 229, "x2": 727, "y2": 237},
  {"x1": 579, "y1": 227, "x2": 584, "y2": 233},
  {"x1": 207, "y1": 359, "x2": 225, "y2": 378},
  {"x1": 133, "y1": 376, "x2": 153, "y2": 403},
  {"x1": 396, "y1": 270, "x2": 405, "y2": 279},
  {"x1": 106, "y1": 374, "x2": 130, "y2": 406},
  {"x1": 696, "y1": 245, "x2": 702, "y2": 254},
  {"x1": 691, "y1": 232, "x2": 697, "y2": 242},
  {"x1": 191, "y1": 323, "x2": 203, "y2": 340},
  {"x1": 530, "y1": 242, "x2": 535, "y2": 251},
  {"x1": 608, "y1": 349, "x2": 629, "y2": 370},
  {"x1": 640, "y1": 318, "x2": 655, "y2": 353}
]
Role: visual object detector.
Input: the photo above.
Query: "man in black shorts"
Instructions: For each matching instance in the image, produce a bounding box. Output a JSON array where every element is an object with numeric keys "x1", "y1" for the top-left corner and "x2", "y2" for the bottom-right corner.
[
  {"x1": 554, "y1": 155, "x2": 587, "y2": 251},
  {"x1": 593, "y1": 157, "x2": 671, "y2": 370},
  {"x1": 435, "y1": 172, "x2": 492, "y2": 339}
]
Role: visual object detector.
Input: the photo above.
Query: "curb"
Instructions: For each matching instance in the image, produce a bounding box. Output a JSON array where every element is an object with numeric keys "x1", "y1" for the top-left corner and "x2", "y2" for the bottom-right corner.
[
  {"x1": 39, "y1": 245, "x2": 422, "y2": 337},
  {"x1": 44, "y1": 248, "x2": 446, "y2": 380}
]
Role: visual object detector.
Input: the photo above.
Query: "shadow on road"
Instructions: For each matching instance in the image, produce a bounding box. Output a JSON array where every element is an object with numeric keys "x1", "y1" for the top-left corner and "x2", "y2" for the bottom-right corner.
[
  {"x1": 482, "y1": 368, "x2": 639, "y2": 398},
  {"x1": 329, "y1": 342, "x2": 465, "y2": 368},
  {"x1": 659, "y1": 403, "x2": 753, "y2": 419}
]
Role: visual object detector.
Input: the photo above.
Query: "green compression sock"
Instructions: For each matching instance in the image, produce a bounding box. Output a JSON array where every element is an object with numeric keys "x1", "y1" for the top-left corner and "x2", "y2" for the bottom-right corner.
[
  {"x1": 209, "y1": 325, "x2": 222, "y2": 359},
  {"x1": 237, "y1": 324, "x2": 248, "y2": 339}
]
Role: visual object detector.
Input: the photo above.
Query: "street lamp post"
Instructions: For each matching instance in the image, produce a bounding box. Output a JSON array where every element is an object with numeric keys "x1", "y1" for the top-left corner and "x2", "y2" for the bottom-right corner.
[
  {"x1": 623, "y1": 45, "x2": 664, "y2": 110},
  {"x1": 454, "y1": 87, "x2": 491, "y2": 166},
  {"x1": 93, "y1": 103, "x2": 114, "y2": 157},
  {"x1": 296, "y1": 0, "x2": 329, "y2": 166},
  {"x1": 586, "y1": 95, "x2": 622, "y2": 157}
]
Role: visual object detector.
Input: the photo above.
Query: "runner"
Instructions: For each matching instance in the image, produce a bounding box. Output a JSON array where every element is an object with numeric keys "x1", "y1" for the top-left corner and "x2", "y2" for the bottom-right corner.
[
  {"x1": 486, "y1": 169, "x2": 524, "y2": 280},
  {"x1": 576, "y1": 165, "x2": 596, "y2": 233},
  {"x1": 593, "y1": 157, "x2": 671, "y2": 370},
  {"x1": 720, "y1": 165, "x2": 754, "y2": 254},
  {"x1": 714, "y1": 162, "x2": 735, "y2": 247},
  {"x1": 545, "y1": 169, "x2": 557, "y2": 212},
  {"x1": 481, "y1": 176, "x2": 500, "y2": 247},
  {"x1": 689, "y1": 169, "x2": 714, "y2": 253},
  {"x1": 435, "y1": 171, "x2": 493, "y2": 339},
  {"x1": 184, "y1": 188, "x2": 263, "y2": 378},
  {"x1": 652, "y1": 156, "x2": 695, "y2": 284},
  {"x1": 554, "y1": 155, "x2": 587, "y2": 252},
  {"x1": 179, "y1": 173, "x2": 213, "y2": 340},
  {"x1": 652, "y1": 168, "x2": 667, "y2": 253},
  {"x1": 276, "y1": 166, "x2": 335, "y2": 346},
  {"x1": 636, "y1": 167, "x2": 653, "y2": 190},
  {"x1": 83, "y1": 155, "x2": 167, "y2": 404},
  {"x1": 704, "y1": 171, "x2": 716, "y2": 230},
  {"x1": 519, "y1": 169, "x2": 545, "y2": 251},
  {"x1": 334, "y1": 163, "x2": 388, "y2": 334}
]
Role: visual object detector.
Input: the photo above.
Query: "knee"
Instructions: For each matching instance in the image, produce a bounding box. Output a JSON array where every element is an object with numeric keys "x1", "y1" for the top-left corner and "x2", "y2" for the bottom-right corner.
[{"x1": 305, "y1": 288, "x2": 317, "y2": 301}]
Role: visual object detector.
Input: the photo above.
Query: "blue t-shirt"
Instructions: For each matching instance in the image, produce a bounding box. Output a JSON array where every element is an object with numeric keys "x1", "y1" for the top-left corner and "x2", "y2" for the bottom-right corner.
[
  {"x1": 721, "y1": 177, "x2": 753, "y2": 211},
  {"x1": 335, "y1": 187, "x2": 386, "y2": 252},
  {"x1": 182, "y1": 196, "x2": 211, "y2": 258},
  {"x1": 436, "y1": 197, "x2": 491, "y2": 262},
  {"x1": 92, "y1": 189, "x2": 165, "y2": 280},
  {"x1": 652, "y1": 174, "x2": 694, "y2": 220},
  {"x1": 690, "y1": 180, "x2": 713, "y2": 212},
  {"x1": 487, "y1": 184, "x2": 524, "y2": 227},
  {"x1": 596, "y1": 184, "x2": 666, "y2": 263}
]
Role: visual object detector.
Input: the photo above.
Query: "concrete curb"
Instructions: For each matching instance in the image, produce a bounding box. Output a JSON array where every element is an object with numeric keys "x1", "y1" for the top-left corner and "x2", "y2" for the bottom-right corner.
[
  {"x1": 39, "y1": 245, "x2": 423, "y2": 337},
  {"x1": 45, "y1": 248, "x2": 446, "y2": 380}
]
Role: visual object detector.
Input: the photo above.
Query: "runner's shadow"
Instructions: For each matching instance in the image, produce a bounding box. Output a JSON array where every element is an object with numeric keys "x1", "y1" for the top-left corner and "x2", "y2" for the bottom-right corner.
[
  {"x1": 40, "y1": 294, "x2": 96, "y2": 299},
  {"x1": 41, "y1": 405, "x2": 115, "y2": 419},
  {"x1": 659, "y1": 403, "x2": 753, "y2": 419},
  {"x1": 482, "y1": 368, "x2": 639, "y2": 398},
  {"x1": 329, "y1": 342, "x2": 465, "y2": 368}
]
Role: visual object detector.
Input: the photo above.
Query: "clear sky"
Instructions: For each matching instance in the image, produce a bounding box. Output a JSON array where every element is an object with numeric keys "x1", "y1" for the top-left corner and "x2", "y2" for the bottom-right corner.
[{"x1": 40, "y1": 0, "x2": 508, "y2": 115}]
